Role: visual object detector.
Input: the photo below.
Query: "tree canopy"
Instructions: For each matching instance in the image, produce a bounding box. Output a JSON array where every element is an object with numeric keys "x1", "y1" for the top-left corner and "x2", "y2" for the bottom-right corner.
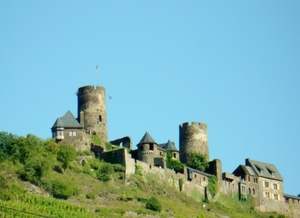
[{"x1": 186, "y1": 152, "x2": 209, "y2": 172}]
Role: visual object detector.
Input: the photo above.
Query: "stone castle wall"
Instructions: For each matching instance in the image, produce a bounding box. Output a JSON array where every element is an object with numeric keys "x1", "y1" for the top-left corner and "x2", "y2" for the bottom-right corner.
[
  {"x1": 58, "y1": 129, "x2": 91, "y2": 151},
  {"x1": 179, "y1": 122, "x2": 209, "y2": 163}
]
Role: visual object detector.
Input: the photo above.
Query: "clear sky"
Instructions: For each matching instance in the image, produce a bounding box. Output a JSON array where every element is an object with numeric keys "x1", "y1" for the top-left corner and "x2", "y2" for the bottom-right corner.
[{"x1": 1, "y1": 1, "x2": 299, "y2": 195}]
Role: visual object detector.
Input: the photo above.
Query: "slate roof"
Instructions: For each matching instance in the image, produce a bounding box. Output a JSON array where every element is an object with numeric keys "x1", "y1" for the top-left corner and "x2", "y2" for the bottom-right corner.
[
  {"x1": 51, "y1": 111, "x2": 82, "y2": 129},
  {"x1": 186, "y1": 166, "x2": 212, "y2": 177},
  {"x1": 246, "y1": 158, "x2": 283, "y2": 181},
  {"x1": 158, "y1": 140, "x2": 178, "y2": 151},
  {"x1": 138, "y1": 132, "x2": 157, "y2": 144}
]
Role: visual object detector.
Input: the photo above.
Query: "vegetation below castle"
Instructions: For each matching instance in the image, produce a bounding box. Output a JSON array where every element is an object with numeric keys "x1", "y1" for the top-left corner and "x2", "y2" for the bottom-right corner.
[{"x1": 0, "y1": 132, "x2": 287, "y2": 218}]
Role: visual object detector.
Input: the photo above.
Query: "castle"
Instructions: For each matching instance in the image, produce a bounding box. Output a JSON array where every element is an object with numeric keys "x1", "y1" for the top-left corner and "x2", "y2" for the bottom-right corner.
[{"x1": 51, "y1": 84, "x2": 300, "y2": 217}]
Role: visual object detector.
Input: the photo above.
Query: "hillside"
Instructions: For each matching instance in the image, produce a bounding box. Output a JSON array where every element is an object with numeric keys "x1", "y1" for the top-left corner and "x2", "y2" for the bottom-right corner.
[{"x1": 0, "y1": 132, "x2": 286, "y2": 218}]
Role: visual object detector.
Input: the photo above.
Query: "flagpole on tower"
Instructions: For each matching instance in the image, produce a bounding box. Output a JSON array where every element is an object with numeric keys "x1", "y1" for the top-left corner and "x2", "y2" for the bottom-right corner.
[{"x1": 95, "y1": 65, "x2": 99, "y2": 87}]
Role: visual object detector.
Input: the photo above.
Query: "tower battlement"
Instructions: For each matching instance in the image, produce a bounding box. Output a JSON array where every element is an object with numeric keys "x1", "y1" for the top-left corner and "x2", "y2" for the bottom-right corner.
[
  {"x1": 78, "y1": 85, "x2": 105, "y2": 94},
  {"x1": 180, "y1": 122, "x2": 207, "y2": 130}
]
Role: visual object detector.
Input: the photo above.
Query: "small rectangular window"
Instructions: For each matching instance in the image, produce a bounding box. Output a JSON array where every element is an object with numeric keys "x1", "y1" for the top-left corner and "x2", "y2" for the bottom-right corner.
[
  {"x1": 273, "y1": 183, "x2": 278, "y2": 190},
  {"x1": 265, "y1": 192, "x2": 270, "y2": 199},
  {"x1": 149, "y1": 144, "x2": 154, "y2": 150},
  {"x1": 264, "y1": 181, "x2": 269, "y2": 188}
]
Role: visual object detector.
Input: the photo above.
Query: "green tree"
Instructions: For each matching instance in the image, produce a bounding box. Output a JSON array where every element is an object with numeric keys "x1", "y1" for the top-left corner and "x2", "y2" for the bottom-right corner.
[
  {"x1": 57, "y1": 144, "x2": 77, "y2": 170},
  {"x1": 21, "y1": 154, "x2": 53, "y2": 185},
  {"x1": 166, "y1": 151, "x2": 184, "y2": 173},
  {"x1": 186, "y1": 152, "x2": 209, "y2": 172}
]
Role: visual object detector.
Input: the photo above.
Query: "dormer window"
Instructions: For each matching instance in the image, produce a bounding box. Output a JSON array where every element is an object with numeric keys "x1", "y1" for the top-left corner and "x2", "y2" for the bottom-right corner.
[
  {"x1": 255, "y1": 165, "x2": 263, "y2": 174},
  {"x1": 267, "y1": 167, "x2": 275, "y2": 176}
]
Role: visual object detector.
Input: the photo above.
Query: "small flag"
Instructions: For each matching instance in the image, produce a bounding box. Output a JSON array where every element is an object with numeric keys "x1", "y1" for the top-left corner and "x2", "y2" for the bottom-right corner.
[{"x1": 95, "y1": 65, "x2": 98, "y2": 74}]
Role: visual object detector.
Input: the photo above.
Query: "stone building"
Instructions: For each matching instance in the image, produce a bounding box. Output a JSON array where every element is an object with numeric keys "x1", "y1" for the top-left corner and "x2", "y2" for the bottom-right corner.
[
  {"x1": 51, "y1": 85, "x2": 108, "y2": 150},
  {"x1": 231, "y1": 158, "x2": 284, "y2": 211},
  {"x1": 51, "y1": 110, "x2": 83, "y2": 144},
  {"x1": 51, "y1": 84, "x2": 300, "y2": 216},
  {"x1": 134, "y1": 131, "x2": 179, "y2": 168}
]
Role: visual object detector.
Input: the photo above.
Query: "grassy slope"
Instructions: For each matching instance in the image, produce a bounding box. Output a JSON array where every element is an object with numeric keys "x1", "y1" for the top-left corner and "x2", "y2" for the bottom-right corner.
[{"x1": 0, "y1": 157, "x2": 285, "y2": 218}]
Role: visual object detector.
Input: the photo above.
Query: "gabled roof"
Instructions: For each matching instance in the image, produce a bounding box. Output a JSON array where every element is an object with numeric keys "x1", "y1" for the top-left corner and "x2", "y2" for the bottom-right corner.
[
  {"x1": 232, "y1": 164, "x2": 257, "y2": 177},
  {"x1": 51, "y1": 111, "x2": 82, "y2": 129},
  {"x1": 138, "y1": 132, "x2": 156, "y2": 144},
  {"x1": 246, "y1": 158, "x2": 283, "y2": 181},
  {"x1": 186, "y1": 166, "x2": 211, "y2": 177},
  {"x1": 158, "y1": 140, "x2": 178, "y2": 151}
]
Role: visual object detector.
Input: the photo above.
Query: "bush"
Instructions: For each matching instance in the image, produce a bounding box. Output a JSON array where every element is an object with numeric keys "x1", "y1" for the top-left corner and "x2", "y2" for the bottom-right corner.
[
  {"x1": 96, "y1": 163, "x2": 114, "y2": 182},
  {"x1": 207, "y1": 175, "x2": 218, "y2": 198},
  {"x1": 179, "y1": 178, "x2": 184, "y2": 192},
  {"x1": 50, "y1": 178, "x2": 78, "y2": 199},
  {"x1": 146, "y1": 197, "x2": 162, "y2": 212},
  {"x1": 166, "y1": 152, "x2": 184, "y2": 173},
  {"x1": 86, "y1": 192, "x2": 95, "y2": 199},
  {"x1": 0, "y1": 189, "x2": 15, "y2": 201}
]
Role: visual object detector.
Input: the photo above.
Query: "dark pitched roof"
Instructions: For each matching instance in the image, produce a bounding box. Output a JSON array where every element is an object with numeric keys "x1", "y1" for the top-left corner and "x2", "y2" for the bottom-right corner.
[
  {"x1": 158, "y1": 140, "x2": 178, "y2": 151},
  {"x1": 186, "y1": 166, "x2": 212, "y2": 177},
  {"x1": 138, "y1": 132, "x2": 156, "y2": 144},
  {"x1": 232, "y1": 165, "x2": 256, "y2": 177},
  {"x1": 246, "y1": 158, "x2": 283, "y2": 181},
  {"x1": 51, "y1": 111, "x2": 82, "y2": 129}
]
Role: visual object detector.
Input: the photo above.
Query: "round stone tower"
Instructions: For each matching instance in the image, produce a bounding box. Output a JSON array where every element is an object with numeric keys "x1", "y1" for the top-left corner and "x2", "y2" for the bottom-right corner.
[
  {"x1": 179, "y1": 122, "x2": 209, "y2": 164},
  {"x1": 77, "y1": 85, "x2": 108, "y2": 142}
]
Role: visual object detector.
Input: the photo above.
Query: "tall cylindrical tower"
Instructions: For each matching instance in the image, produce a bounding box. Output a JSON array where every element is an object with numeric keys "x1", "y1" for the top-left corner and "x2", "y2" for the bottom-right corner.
[
  {"x1": 77, "y1": 85, "x2": 108, "y2": 142},
  {"x1": 179, "y1": 122, "x2": 209, "y2": 164}
]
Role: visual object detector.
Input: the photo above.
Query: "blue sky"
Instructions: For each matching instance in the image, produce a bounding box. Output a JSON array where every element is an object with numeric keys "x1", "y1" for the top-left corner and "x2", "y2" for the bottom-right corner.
[{"x1": 1, "y1": 1, "x2": 299, "y2": 195}]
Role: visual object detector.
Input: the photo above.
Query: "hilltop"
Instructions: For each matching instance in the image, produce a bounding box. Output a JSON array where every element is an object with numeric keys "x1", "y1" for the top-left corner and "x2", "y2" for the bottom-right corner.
[{"x1": 0, "y1": 132, "x2": 287, "y2": 218}]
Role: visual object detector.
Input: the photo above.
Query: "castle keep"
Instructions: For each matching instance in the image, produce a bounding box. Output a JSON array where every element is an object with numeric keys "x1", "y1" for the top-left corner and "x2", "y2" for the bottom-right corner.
[
  {"x1": 51, "y1": 85, "x2": 108, "y2": 150},
  {"x1": 179, "y1": 122, "x2": 209, "y2": 163},
  {"x1": 51, "y1": 84, "x2": 300, "y2": 217}
]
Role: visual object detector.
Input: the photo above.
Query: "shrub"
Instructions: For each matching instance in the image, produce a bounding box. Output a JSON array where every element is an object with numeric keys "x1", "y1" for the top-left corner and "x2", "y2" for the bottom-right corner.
[
  {"x1": 179, "y1": 178, "x2": 184, "y2": 192},
  {"x1": 96, "y1": 163, "x2": 114, "y2": 182},
  {"x1": 20, "y1": 154, "x2": 53, "y2": 185},
  {"x1": 92, "y1": 134, "x2": 101, "y2": 145},
  {"x1": 135, "y1": 165, "x2": 143, "y2": 176},
  {"x1": 166, "y1": 151, "x2": 184, "y2": 173},
  {"x1": 86, "y1": 192, "x2": 95, "y2": 199},
  {"x1": 207, "y1": 175, "x2": 218, "y2": 198},
  {"x1": 50, "y1": 178, "x2": 79, "y2": 199},
  {"x1": 146, "y1": 197, "x2": 162, "y2": 212},
  {"x1": 0, "y1": 189, "x2": 15, "y2": 201}
]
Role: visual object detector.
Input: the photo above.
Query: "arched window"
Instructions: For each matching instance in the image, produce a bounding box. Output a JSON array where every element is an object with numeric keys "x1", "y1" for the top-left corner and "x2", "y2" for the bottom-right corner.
[
  {"x1": 252, "y1": 188, "x2": 255, "y2": 195},
  {"x1": 248, "y1": 188, "x2": 251, "y2": 194}
]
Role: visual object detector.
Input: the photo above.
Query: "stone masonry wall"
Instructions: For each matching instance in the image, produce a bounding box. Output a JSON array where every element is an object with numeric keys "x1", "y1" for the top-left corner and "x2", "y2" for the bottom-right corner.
[
  {"x1": 77, "y1": 85, "x2": 108, "y2": 142},
  {"x1": 179, "y1": 122, "x2": 209, "y2": 163}
]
